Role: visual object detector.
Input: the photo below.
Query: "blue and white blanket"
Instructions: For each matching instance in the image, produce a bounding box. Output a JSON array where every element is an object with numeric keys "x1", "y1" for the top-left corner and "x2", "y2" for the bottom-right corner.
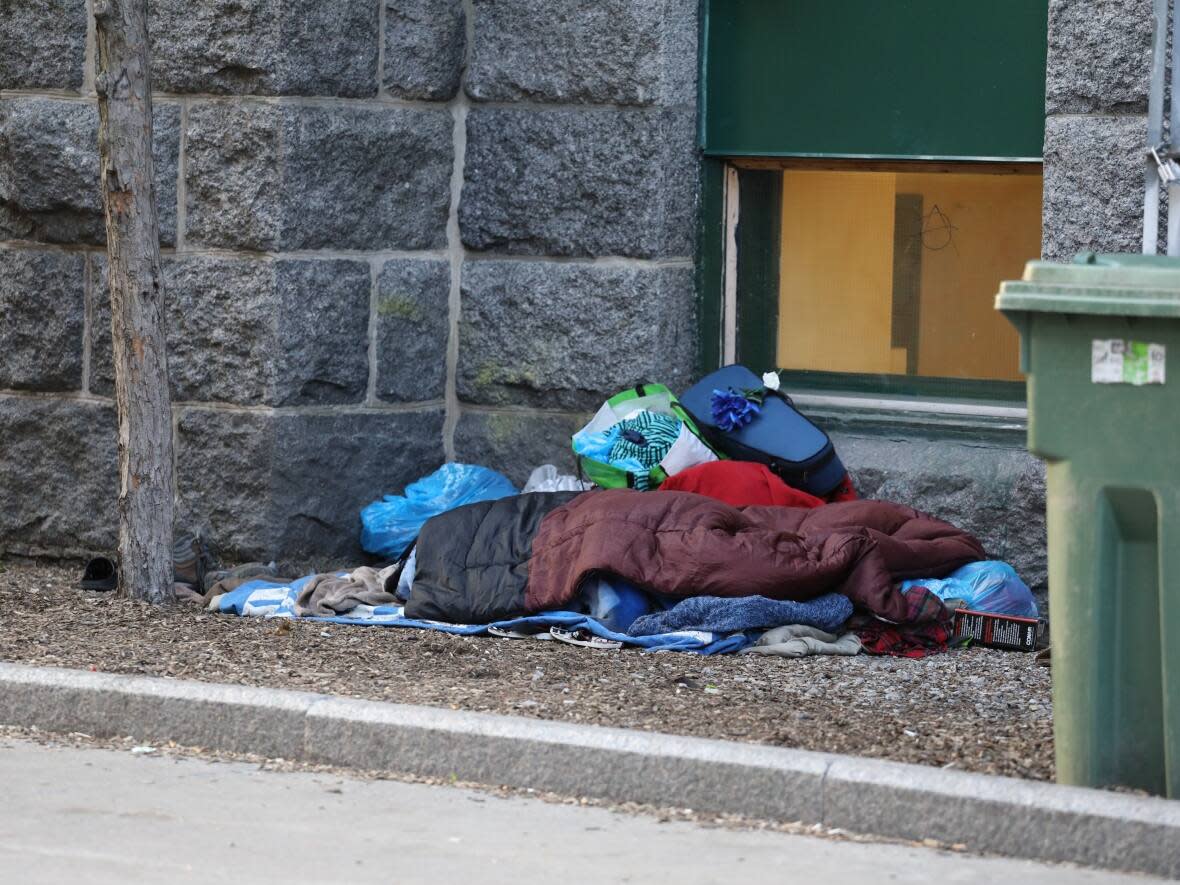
[{"x1": 212, "y1": 576, "x2": 752, "y2": 655}]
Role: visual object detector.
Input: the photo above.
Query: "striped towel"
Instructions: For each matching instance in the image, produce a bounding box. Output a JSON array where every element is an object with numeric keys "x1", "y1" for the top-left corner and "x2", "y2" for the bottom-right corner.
[{"x1": 607, "y1": 411, "x2": 682, "y2": 490}]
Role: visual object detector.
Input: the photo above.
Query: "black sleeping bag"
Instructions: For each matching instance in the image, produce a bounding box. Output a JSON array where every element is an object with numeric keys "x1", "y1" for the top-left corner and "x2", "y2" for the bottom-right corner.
[{"x1": 404, "y1": 491, "x2": 580, "y2": 624}]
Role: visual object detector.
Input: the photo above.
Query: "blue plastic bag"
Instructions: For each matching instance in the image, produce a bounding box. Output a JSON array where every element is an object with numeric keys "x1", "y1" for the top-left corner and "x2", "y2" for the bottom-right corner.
[
  {"x1": 360, "y1": 463, "x2": 518, "y2": 559},
  {"x1": 900, "y1": 561, "x2": 1038, "y2": 618}
]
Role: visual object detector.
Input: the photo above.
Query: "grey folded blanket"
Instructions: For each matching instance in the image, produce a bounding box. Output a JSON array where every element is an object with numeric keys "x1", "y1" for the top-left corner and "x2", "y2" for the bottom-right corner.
[
  {"x1": 741, "y1": 624, "x2": 862, "y2": 658},
  {"x1": 295, "y1": 565, "x2": 400, "y2": 617}
]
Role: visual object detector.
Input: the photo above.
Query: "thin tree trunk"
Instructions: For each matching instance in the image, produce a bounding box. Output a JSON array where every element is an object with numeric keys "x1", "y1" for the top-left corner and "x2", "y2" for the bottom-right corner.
[{"x1": 94, "y1": 0, "x2": 175, "y2": 604}]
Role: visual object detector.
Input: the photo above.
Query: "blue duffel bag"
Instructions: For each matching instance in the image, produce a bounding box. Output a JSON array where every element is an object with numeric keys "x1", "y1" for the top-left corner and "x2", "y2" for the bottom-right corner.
[{"x1": 679, "y1": 364, "x2": 847, "y2": 497}]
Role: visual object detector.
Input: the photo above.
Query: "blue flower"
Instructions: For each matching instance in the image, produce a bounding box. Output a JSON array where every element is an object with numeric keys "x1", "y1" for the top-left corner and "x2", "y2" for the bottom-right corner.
[{"x1": 710, "y1": 388, "x2": 761, "y2": 432}]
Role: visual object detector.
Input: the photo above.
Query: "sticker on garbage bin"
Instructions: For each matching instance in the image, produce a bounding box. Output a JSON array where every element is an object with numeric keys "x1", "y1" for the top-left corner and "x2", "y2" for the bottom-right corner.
[{"x1": 1091, "y1": 340, "x2": 1165, "y2": 385}]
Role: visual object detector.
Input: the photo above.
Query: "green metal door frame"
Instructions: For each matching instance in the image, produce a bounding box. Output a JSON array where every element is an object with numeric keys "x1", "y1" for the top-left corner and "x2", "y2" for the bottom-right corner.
[
  {"x1": 695, "y1": 0, "x2": 1047, "y2": 408},
  {"x1": 699, "y1": 0, "x2": 1049, "y2": 161}
]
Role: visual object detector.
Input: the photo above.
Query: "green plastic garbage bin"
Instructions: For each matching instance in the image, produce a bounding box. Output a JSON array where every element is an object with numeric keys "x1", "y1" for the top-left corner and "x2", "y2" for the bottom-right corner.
[{"x1": 997, "y1": 252, "x2": 1180, "y2": 798}]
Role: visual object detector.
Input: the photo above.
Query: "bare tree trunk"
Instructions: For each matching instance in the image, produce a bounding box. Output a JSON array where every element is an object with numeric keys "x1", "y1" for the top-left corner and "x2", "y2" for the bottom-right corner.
[{"x1": 94, "y1": 0, "x2": 175, "y2": 604}]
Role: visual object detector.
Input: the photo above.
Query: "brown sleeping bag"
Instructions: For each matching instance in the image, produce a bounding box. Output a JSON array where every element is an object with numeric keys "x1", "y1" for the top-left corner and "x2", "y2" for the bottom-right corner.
[{"x1": 526, "y1": 489, "x2": 985, "y2": 623}]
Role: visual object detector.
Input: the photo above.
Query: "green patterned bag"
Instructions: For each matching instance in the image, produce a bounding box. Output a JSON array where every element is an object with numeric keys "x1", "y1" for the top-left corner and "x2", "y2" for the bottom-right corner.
[{"x1": 571, "y1": 383, "x2": 720, "y2": 490}]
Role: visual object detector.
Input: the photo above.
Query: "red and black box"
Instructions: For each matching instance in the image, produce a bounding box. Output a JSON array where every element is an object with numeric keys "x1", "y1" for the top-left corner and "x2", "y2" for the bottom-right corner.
[{"x1": 952, "y1": 609, "x2": 1039, "y2": 651}]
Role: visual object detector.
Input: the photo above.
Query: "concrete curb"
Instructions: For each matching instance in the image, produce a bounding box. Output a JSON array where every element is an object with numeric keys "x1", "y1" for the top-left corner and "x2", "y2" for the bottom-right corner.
[{"x1": 1, "y1": 662, "x2": 1176, "y2": 878}]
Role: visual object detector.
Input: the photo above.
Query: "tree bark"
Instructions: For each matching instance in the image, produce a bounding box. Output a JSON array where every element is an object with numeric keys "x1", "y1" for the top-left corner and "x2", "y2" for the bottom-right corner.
[{"x1": 94, "y1": 0, "x2": 175, "y2": 604}]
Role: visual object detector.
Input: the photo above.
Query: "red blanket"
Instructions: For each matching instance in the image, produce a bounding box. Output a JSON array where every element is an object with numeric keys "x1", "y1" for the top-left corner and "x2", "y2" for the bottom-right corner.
[{"x1": 658, "y1": 461, "x2": 826, "y2": 508}]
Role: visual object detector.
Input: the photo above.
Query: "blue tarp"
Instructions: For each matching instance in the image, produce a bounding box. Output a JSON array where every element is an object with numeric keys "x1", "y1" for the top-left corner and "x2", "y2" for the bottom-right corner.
[{"x1": 213, "y1": 576, "x2": 753, "y2": 655}]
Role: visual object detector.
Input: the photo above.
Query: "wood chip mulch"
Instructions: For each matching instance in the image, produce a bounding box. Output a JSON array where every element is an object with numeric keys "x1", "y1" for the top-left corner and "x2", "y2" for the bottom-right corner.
[{"x1": 0, "y1": 561, "x2": 1054, "y2": 781}]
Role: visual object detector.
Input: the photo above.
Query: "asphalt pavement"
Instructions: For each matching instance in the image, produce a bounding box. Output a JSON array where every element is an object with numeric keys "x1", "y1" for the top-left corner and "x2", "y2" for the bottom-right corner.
[{"x1": 0, "y1": 737, "x2": 1165, "y2": 885}]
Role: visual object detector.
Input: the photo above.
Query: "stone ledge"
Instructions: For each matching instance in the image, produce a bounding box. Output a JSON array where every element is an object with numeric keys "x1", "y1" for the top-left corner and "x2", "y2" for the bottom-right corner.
[
  {"x1": 1, "y1": 662, "x2": 1176, "y2": 879},
  {"x1": 823, "y1": 754, "x2": 1180, "y2": 877},
  {"x1": 0, "y1": 664, "x2": 317, "y2": 759}
]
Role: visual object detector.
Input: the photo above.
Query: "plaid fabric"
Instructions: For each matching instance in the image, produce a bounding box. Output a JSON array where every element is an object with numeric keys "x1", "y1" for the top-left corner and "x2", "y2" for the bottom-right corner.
[
  {"x1": 851, "y1": 585, "x2": 958, "y2": 659},
  {"x1": 856, "y1": 621, "x2": 956, "y2": 658}
]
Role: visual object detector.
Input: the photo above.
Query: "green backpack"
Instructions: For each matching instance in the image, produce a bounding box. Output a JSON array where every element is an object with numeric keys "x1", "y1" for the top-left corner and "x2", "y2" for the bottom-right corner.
[{"x1": 572, "y1": 383, "x2": 721, "y2": 490}]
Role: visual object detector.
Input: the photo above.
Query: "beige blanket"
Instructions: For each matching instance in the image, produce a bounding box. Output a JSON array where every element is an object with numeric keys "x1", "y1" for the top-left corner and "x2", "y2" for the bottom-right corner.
[{"x1": 294, "y1": 565, "x2": 400, "y2": 617}]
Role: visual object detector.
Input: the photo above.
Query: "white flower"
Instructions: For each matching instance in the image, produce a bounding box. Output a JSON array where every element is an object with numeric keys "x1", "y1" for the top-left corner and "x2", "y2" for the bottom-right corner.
[{"x1": 762, "y1": 371, "x2": 781, "y2": 391}]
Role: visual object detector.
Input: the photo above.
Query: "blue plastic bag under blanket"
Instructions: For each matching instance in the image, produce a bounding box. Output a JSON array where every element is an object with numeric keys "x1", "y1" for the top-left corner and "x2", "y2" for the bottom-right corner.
[
  {"x1": 900, "y1": 561, "x2": 1038, "y2": 618},
  {"x1": 361, "y1": 463, "x2": 518, "y2": 559}
]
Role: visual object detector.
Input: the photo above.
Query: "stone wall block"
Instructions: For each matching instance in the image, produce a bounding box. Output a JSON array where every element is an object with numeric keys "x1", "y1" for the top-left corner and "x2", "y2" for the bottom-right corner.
[
  {"x1": 150, "y1": 103, "x2": 182, "y2": 246},
  {"x1": 91, "y1": 255, "x2": 369, "y2": 405},
  {"x1": 268, "y1": 410, "x2": 446, "y2": 560},
  {"x1": 184, "y1": 104, "x2": 452, "y2": 251},
  {"x1": 659, "y1": 0, "x2": 700, "y2": 108},
  {"x1": 454, "y1": 411, "x2": 586, "y2": 487},
  {"x1": 0, "y1": 249, "x2": 85, "y2": 391},
  {"x1": 277, "y1": 105, "x2": 452, "y2": 251},
  {"x1": 1042, "y1": 115, "x2": 1147, "y2": 261},
  {"x1": 384, "y1": 0, "x2": 465, "y2": 100},
  {"x1": 375, "y1": 258, "x2": 450, "y2": 402},
  {"x1": 177, "y1": 408, "x2": 446, "y2": 562},
  {"x1": 0, "y1": 98, "x2": 179, "y2": 246},
  {"x1": 457, "y1": 261, "x2": 697, "y2": 410},
  {"x1": 467, "y1": 0, "x2": 661, "y2": 105},
  {"x1": 467, "y1": 0, "x2": 698, "y2": 108},
  {"x1": 183, "y1": 102, "x2": 282, "y2": 251},
  {"x1": 1046, "y1": 0, "x2": 1153, "y2": 114},
  {"x1": 149, "y1": 0, "x2": 379, "y2": 96},
  {"x1": 0, "y1": 0, "x2": 87, "y2": 91},
  {"x1": 0, "y1": 397, "x2": 117, "y2": 557},
  {"x1": 91, "y1": 255, "x2": 275, "y2": 402},
  {"x1": 834, "y1": 433, "x2": 1048, "y2": 602},
  {"x1": 158, "y1": 258, "x2": 278, "y2": 404},
  {"x1": 271, "y1": 259, "x2": 371, "y2": 405},
  {"x1": 659, "y1": 108, "x2": 700, "y2": 257},
  {"x1": 460, "y1": 107, "x2": 697, "y2": 258},
  {"x1": 175, "y1": 409, "x2": 278, "y2": 561}
]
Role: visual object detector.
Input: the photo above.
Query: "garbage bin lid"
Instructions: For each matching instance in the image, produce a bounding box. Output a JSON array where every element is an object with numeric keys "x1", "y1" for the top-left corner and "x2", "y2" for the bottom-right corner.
[{"x1": 996, "y1": 253, "x2": 1180, "y2": 318}]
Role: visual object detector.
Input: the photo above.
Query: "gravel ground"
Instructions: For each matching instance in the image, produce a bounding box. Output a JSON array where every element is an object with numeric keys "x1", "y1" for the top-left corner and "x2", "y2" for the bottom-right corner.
[{"x1": 0, "y1": 561, "x2": 1054, "y2": 781}]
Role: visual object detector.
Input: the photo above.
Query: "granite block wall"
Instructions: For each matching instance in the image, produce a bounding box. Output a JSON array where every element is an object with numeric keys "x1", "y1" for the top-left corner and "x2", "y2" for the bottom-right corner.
[
  {"x1": 1, "y1": 0, "x2": 1144, "y2": 602},
  {"x1": 1043, "y1": 0, "x2": 1154, "y2": 259},
  {"x1": 0, "y1": 0, "x2": 701, "y2": 561}
]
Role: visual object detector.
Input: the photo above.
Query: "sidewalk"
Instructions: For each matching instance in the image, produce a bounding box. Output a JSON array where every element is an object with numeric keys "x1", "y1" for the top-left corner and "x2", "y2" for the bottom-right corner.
[
  {"x1": 0, "y1": 735, "x2": 1154, "y2": 885},
  {"x1": 0, "y1": 661, "x2": 1177, "y2": 879}
]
